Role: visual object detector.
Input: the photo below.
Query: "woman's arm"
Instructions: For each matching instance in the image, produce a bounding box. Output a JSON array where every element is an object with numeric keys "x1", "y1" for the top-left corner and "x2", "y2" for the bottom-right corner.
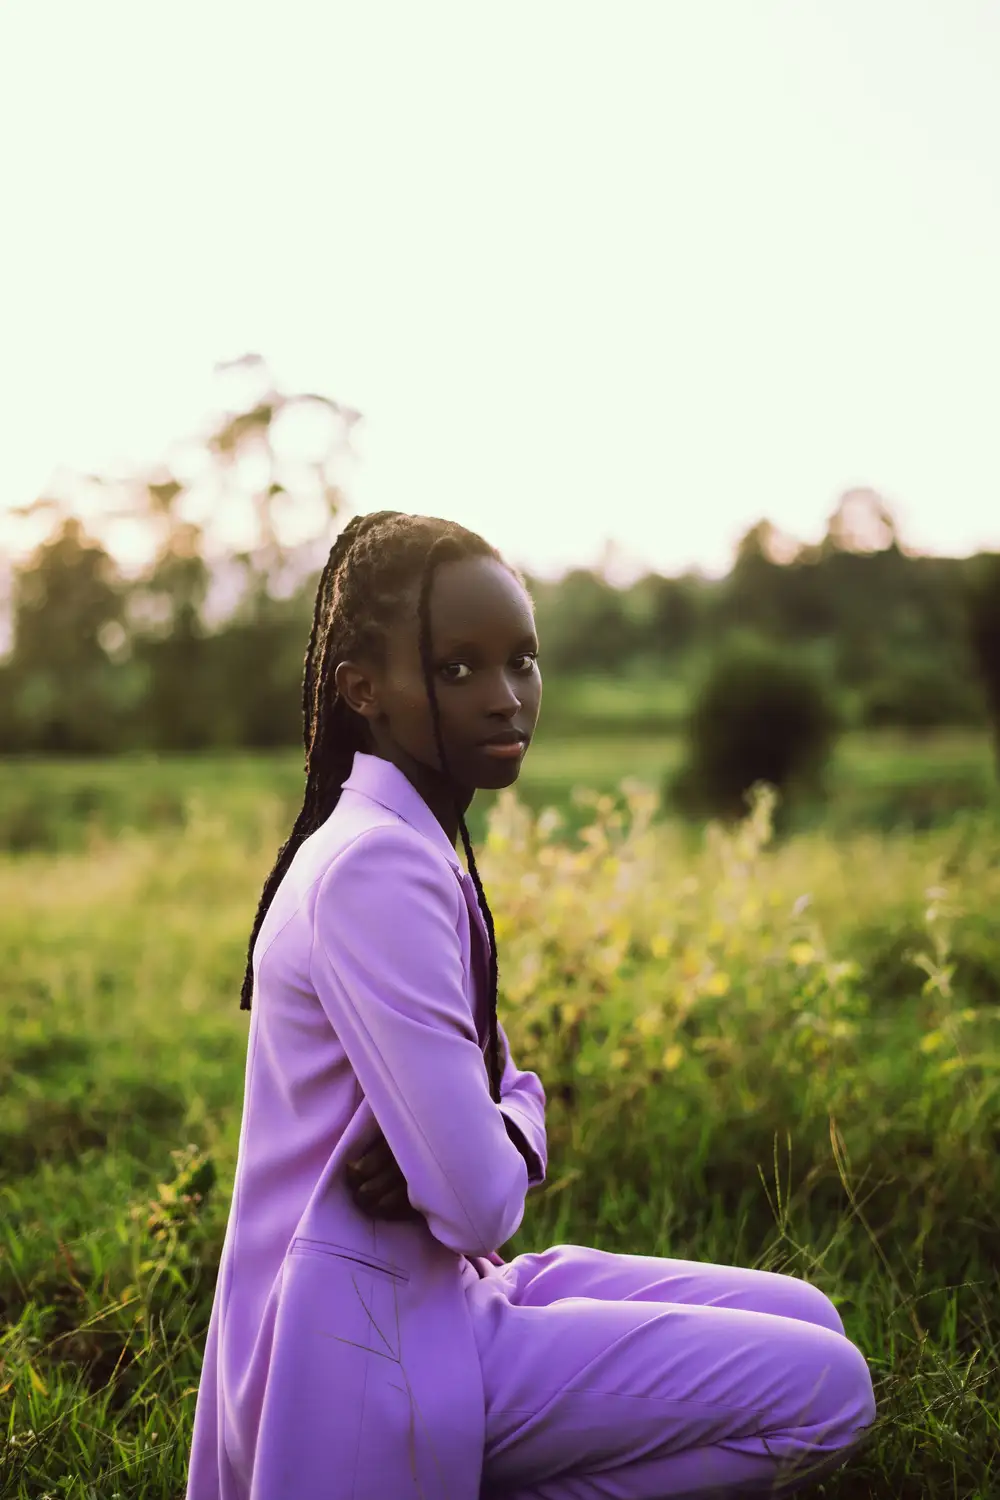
[
  {"x1": 495, "y1": 1019, "x2": 547, "y2": 1188},
  {"x1": 311, "y1": 826, "x2": 532, "y2": 1259}
]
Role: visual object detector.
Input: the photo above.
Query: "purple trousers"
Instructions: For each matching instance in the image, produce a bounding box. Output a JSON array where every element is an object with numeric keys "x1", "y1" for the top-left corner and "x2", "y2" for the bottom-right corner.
[{"x1": 466, "y1": 1245, "x2": 877, "y2": 1499}]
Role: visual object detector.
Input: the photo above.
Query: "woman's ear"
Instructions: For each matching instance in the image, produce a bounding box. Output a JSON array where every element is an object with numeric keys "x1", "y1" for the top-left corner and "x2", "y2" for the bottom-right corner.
[{"x1": 334, "y1": 659, "x2": 379, "y2": 725}]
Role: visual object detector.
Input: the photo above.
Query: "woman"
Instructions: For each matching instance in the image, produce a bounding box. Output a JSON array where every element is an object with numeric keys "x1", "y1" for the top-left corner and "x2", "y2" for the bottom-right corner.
[{"x1": 184, "y1": 511, "x2": 876, "y2": 1500}]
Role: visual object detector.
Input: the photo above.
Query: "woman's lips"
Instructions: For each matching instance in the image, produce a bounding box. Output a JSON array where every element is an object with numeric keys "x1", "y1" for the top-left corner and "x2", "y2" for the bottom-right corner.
[{"x1": 479, "y1": 740, "x2": 526, "y2": 758}]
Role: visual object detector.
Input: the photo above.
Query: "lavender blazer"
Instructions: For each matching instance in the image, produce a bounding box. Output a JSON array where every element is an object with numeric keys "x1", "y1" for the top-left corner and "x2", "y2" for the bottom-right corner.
[{"x1": 185, "y1": 749, "x2": 548, "y2": 1500}]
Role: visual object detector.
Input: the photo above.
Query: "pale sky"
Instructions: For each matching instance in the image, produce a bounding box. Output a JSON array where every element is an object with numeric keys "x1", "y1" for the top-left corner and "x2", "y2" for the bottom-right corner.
[{"x1": 1, "y1": 0, "x2": 998, "y2": 589}]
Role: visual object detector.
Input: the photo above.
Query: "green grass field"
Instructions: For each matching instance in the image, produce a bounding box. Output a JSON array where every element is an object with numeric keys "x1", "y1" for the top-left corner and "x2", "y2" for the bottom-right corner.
[
  {"x1": 1, "y1": 727, "x2": 996, "y2": 856},
  {"x1": 2, "y1": 735, "x2": 999, "y2": 1496}
]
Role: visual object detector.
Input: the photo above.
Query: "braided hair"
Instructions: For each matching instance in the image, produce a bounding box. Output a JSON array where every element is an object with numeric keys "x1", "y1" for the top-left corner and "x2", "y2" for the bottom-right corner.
[{"x1": 238, "y1": 511, "x2": 531, "y2": 1104}]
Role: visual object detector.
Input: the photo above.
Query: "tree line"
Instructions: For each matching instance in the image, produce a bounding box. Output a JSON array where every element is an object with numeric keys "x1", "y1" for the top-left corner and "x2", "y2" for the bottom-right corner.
[{"x1": 0, "y1": 358, "x2": 997, "y2": 759}]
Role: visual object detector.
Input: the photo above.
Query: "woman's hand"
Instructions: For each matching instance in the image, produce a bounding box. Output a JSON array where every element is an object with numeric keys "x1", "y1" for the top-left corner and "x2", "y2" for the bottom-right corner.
[{"x1": 345, "y1": 1130, "x2": 425, "y2": 1223}]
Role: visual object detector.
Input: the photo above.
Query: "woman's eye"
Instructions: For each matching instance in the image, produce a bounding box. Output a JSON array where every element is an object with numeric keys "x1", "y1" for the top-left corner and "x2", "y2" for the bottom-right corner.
[{"x1": 440, "y1": 653, "x2": 538, "y2": 683}]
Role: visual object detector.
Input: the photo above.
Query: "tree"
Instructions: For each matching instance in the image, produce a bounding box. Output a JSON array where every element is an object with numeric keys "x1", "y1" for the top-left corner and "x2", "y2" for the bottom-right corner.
[
  {"x1": 5, "y1": 514, "x2": 126, "y2": 752},
  {"x1": 205, "y1": 352, "x2": 360, "y2": 620},
  {"x1": 532, "y1": 568, "x2": 638, "y2": 673},
  {"x1": 715, "y1": 520, "x2": 788, "y2": 639},
  {"x1": 128, "y1": 518, "x2": 214, "y2": 750},
  {"x1": 0, "y1": 355, "x2": 358, "y2": 753},
  {"x1": 637, "y1": 573, "x2": 702, "y2": 656},
  {"x1": 821, "y1": 487, "x2": 900, "y2": 556},
  {"x1": 965, "y1": 552, "x2": 1000, "y2": 775}
]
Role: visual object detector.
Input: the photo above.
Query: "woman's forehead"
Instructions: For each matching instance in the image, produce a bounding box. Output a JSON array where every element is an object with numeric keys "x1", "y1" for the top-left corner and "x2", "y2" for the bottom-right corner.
[{"x1": 406, "y1": 556, "x2": 534, "y2": 645}]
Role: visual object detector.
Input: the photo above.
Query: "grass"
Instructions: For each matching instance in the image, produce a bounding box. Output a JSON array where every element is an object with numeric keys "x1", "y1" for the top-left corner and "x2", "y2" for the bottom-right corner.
[
  {"x1": 1, "y1": 741, "x2": 999, "y2": 1495},
  {"x1": 0, "y1": 727, "x2": 996, "y2": 856}
]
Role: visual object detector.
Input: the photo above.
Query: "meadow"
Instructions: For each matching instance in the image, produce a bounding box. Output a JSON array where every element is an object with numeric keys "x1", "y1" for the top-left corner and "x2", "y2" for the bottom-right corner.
[{"x1": 1, "y1": 731, "x2": 999, "y2": 1497}]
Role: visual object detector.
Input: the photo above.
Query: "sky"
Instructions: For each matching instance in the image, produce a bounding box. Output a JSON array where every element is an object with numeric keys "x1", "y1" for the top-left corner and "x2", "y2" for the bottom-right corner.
[{"x1": 1, "y1": 0, "x2": 998, "y2": 591}]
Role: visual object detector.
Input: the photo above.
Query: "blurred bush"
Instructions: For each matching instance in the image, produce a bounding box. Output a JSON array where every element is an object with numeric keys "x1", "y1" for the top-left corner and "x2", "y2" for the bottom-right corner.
[
  {"x1": 668, "y1": 641, "x2": 841, "y2": 824},
  {"x1": 965, "y1": 551, "x2": 1000, "y2": 773}
]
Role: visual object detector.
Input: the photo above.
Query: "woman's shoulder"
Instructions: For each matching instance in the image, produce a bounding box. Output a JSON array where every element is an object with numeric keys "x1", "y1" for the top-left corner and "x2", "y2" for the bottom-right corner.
[
  {"x1": 310, "y1": 816, "x2": 466, "y2": 956},
  {"x1": 320, "y1": 813, "x2": 460, "y2": 894}
]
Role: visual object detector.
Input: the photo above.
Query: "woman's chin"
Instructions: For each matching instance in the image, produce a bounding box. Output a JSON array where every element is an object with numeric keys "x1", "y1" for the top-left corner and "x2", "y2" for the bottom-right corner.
[{"x1": 474, "y1": 750, "x2": 526, "y2": 787}]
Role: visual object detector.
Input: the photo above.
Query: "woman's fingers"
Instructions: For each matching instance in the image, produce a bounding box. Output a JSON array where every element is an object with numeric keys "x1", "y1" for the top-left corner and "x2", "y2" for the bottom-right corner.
[
  {"x1": 376, "y1": 1185, "x2": 415, "y2": 1218},
  {"x1": 351, "y1": 1158, "x2": 407, "y2": 1208},
  {"x1": 348, "y1": 1139, "x2": 389, "y2": 1178},
  {"x1": 356, "y1": 1164, "x2": 399, "y2": 1201},
  {"x1": 352, "y1": 1169, "x2": 422, "y2": 1222},
  {"x1": 346, "y1": 1137, "x2": 393, "y2": 1187},
  {"x1": 346, "y1": 1134, "x2": 423, "y2": 1221},
  {"x1": 356, "y1": 1184, "x2": 413, "y2": 1220},
  {"x1": 359, "y1": 1135, "x2": 399, "y2": 1174}
]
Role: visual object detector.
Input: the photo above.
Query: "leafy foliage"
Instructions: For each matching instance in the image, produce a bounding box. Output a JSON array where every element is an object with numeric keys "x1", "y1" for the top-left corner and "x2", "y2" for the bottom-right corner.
[
  {"x1": 965, "y1": 551, "x2": 1000, "y2": 767},
  {"x1": 0, "y1": 421, "x2": 995, "y2": 762},
  {"x1": 670, "y1": 642, "x2": 841, "y2": 822},
  {"x1": 2, "y1": 768, "x2": 999, "y2": 1494}
]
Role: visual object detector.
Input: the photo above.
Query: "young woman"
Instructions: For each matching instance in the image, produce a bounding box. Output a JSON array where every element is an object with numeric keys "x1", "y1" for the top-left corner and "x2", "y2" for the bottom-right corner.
[{"x1": 185, "y1": 511, "x2": 877, "y2": 1500}]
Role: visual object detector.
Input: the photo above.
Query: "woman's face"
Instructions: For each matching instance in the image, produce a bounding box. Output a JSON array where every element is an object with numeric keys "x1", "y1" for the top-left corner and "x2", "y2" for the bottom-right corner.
[{"x1": 334, "y1": 555, "x2": 542, "y2": 791}]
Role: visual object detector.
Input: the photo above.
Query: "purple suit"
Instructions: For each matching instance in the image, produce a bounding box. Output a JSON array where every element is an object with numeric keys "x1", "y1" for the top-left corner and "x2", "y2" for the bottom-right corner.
[
  {"x1": 186, "y1": 750, "x2": 876, "y2": 1500},
  {"x1": 185, "y1": 749, "x2": 546, "y2": 1500}
]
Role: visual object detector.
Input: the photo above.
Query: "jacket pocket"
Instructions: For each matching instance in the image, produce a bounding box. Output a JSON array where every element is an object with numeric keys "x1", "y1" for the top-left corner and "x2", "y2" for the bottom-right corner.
[{"x1": 289, "y1": 1235, "x2": 410, "y2": 1284}]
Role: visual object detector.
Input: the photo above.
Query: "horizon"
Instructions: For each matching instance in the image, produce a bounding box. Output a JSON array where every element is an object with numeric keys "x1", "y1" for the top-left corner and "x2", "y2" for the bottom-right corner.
[{"x1": 2, "y1": 2, "x2": 998, "y2": 586}]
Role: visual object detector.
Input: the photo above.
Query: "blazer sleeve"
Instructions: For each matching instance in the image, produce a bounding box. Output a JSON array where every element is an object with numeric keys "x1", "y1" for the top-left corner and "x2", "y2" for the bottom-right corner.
[
  {"x1": 496, "y1": 1019, "x2": 547, "y2": 1188},
  {"x1": 310, "y1": 825, "x2": 531, "y2": 1259}
]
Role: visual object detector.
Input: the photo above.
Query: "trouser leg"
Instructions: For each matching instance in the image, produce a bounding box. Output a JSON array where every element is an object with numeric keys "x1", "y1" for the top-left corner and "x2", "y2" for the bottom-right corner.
[{"x1": 472, "y1": 1246, "x2": 876, "y2": 1499}]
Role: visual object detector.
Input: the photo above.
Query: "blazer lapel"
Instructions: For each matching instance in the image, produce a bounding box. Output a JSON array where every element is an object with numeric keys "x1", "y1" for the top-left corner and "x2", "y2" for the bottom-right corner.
[{"x1": 340, "y1": 752, "x2": 494, "y2": 1056}]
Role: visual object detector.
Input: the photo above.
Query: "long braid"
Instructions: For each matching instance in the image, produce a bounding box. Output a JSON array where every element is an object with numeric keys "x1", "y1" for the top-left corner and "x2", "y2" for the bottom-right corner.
[
  {"x1": 239, "y1": 511, "x2": 387, "y2": 1010},
  {"x1": 239, "y1": 512, "x2": 530, "y2": 1108},
  {"x1": 416, "y1": 535, "x2": 505, "y2": 1102}
]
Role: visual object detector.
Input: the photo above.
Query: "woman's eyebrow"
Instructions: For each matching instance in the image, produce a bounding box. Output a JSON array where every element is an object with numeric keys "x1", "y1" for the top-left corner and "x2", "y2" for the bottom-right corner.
[{"x1": 441, "y1": 632, "x2": 538, "y2": 654}]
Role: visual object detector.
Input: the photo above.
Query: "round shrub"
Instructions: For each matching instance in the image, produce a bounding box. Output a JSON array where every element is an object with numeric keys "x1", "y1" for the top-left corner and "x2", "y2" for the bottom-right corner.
[{"x1": 669, "y1": 642, "x2": 841, "y2": 822}]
